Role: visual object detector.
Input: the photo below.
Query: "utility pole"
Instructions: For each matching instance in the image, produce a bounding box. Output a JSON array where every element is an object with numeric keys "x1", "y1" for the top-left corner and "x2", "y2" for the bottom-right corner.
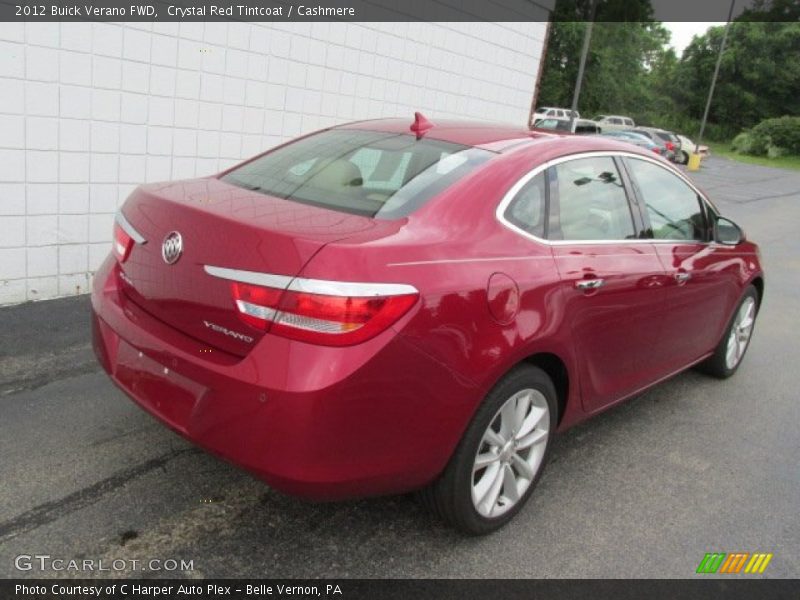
[
  {"x1": 568, "y1": 0, "x2": 597, "y2": 133},
  {"x1": 696, "y1": 0, "x2": 736, "y2": 151}
]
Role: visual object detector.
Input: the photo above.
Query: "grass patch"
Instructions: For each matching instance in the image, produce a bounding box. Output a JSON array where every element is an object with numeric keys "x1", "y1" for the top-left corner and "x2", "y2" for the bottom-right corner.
[{"x1": 708, "y1": 142, "x2": 800, "y2": 171}]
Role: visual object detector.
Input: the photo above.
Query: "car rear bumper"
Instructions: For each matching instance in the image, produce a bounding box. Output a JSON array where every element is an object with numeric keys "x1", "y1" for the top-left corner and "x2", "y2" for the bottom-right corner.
[{"x1": 91, "y1": 256, "x2": 478, "y2": 500}]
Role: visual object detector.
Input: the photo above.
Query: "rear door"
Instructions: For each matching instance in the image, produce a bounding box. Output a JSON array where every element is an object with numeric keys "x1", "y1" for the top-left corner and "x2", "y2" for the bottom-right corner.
[
  {"x1": 548, "y1": 155, "x2": 669, "y2": 411},
  {"x1": 622, "y1": 156, "x2": 738, "y2": 372}
]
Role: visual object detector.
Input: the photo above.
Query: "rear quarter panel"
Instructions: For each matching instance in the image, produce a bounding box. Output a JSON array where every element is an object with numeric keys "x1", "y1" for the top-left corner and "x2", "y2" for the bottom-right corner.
[{"x1": 300, "y1": 144, "x2": 589, "y2": 436}]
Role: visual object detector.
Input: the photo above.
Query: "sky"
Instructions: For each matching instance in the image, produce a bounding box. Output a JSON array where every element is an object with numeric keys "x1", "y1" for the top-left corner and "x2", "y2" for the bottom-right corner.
[{"x1": 663, "y1": 22, "x2": 725, "y2": 57}]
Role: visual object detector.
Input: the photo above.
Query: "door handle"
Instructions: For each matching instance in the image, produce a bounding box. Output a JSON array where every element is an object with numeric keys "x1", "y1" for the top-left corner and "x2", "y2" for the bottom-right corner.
[
  {"x1": 575, "y1": 278, "x2": 605, "y2": 290},
  {"x1": 674, "y1": 272, "x2": 691, "y2": 283}
]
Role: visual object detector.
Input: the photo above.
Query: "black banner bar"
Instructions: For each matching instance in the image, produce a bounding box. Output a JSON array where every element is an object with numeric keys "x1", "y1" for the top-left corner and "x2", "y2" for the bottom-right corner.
[
  {"x1": 3, "y1": 579, "x2": 800, "y2": 600},
  {"x1": 0, "y1": 0, "x2": 796, "y2": 22},
  {"x1": 0, "y1": 0, "x2": 553, "y2": 23}
]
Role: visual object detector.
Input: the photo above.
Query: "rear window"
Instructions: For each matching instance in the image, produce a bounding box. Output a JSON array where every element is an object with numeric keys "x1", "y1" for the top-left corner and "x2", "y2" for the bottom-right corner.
[{"x1": 222, "y1": 129, "x2": 492, "y2": 219}]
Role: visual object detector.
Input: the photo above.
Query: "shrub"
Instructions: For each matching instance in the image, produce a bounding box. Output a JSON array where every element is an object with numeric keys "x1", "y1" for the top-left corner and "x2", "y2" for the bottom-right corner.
[
  {"x1": 731, "y1": 132, "x2": 754, "y2": 154},
  {"x1": 767, "y1": 145, "x2": 787, "y2": 158},
  {"x1": 737, "y1": 116, "x2": 800, "y2": 156}
]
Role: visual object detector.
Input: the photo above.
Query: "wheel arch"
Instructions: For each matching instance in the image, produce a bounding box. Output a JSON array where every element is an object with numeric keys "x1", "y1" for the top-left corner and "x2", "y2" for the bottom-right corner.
[
  {"x1": 750, "y1": 275, "x2": 764, "y2": 313},
  {"x1": 521, "y1": 352, "x2": 570, "y2": 426}
]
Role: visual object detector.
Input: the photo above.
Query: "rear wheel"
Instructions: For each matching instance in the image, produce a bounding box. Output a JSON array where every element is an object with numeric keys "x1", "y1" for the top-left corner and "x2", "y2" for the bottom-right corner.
[
  {"x1": 698, "y1": 286, "x2": 758, "y2": 378},
  {"x1": 420, "y1": 365, "x2": 556, "y2": 534}
]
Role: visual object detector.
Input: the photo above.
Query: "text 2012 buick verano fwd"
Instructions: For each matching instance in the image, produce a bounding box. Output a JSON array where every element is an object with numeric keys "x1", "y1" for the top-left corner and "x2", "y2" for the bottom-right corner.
[{"x1": 92, "y1": 115, "x2": 763, "y2": 534}]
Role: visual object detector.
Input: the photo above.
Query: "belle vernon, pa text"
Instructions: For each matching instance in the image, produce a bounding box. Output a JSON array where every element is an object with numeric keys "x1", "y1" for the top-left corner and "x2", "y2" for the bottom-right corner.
[{"x1": 44, "y1": 4, "x2": 357, "y2": 18}]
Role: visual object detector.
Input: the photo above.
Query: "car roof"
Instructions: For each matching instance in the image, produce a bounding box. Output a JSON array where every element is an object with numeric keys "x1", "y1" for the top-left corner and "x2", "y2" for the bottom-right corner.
[
  {"x1": 337, "y1": 117, "x2": 547, "y2": 149},
  {"x1": 335, "y1": 117, "x2": 668, "y2": 161}
]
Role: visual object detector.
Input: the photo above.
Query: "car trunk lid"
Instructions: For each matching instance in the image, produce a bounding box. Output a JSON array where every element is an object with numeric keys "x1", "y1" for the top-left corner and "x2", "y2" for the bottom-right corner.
[{"x1": 117, "y1": 177, "x2": 380, "y2": 356}]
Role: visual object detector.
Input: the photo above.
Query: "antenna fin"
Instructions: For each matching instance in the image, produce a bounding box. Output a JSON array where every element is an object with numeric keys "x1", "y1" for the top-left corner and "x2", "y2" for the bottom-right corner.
[{"x1": 410, "y1": 112, "x2": 433, "y2": 138}]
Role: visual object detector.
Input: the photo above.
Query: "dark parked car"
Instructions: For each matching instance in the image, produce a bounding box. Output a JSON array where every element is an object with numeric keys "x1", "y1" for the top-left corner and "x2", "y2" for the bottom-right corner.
[
  {"x1": 92, "y1": 115, "x2": 763, "y2": 534},
  {"x1": 629, "y1": 127, "x2": 682, "y2": 162},
  {"x1": 597, "y1": 131, "x2": 666, "y2": 156}
]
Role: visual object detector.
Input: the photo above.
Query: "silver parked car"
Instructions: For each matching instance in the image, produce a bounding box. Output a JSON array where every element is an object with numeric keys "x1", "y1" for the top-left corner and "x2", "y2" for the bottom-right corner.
[{"x1": 595, "y1": 115, "x2": 636, "y2": 131}]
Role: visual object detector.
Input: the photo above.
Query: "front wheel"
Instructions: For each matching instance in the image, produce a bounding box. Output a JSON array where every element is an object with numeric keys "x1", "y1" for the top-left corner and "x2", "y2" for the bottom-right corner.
[
  {"x1": 420, "y1": 365, "x2": 557, "y2": 534},
  {"x1": 698, "y1": 286, "x2": 758, "y2": 378}
]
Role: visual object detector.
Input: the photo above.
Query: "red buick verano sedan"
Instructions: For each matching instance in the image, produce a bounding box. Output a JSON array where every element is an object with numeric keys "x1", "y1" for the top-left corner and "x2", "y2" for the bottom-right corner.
[{"x1": 92, "y1": 115, "x2": 763, "y2": 533}]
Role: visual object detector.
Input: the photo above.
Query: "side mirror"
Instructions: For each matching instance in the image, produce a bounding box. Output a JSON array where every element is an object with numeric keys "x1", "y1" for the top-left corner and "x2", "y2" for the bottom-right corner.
[{"x1": 715, "y1": 216, "x2": 744, "y2": 245}]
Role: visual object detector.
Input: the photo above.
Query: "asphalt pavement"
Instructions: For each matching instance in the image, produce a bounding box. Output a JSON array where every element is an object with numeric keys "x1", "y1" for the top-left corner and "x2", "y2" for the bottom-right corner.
[{"x1": 1, "y1": 156, "x2": 798, "y2": 579}]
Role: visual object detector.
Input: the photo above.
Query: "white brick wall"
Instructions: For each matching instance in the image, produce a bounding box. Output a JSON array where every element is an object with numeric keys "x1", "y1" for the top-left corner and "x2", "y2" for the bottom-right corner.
[{"x1": 0, "y1": 20, "x2": 547, "y2": 305}]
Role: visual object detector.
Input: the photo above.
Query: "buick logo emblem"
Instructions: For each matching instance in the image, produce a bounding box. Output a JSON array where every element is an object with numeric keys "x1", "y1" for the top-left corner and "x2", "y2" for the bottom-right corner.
[{"x1": 161, "y1": 231, "x2": 183, "y2": 265}]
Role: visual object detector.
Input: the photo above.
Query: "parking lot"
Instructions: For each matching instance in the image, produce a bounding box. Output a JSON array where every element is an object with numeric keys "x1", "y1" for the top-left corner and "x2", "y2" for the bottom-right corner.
[{"x1": 1, "y1": 156, "x2": 798, "y2": 579}]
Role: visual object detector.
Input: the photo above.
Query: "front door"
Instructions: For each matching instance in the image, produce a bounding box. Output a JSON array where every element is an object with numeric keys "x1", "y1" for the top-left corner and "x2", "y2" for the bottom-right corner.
[{"x1": 622, "y1": 157, "x2": 738, "y2": 373}]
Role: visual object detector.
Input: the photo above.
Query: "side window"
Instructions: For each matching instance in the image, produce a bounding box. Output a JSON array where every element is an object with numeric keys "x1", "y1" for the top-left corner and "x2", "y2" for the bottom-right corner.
[
  {"x1": 624, "y1": 119, "x2": 634, "y2": 126},
  {"x1": 626, "y1": 158, "x2": 707, "y2": 241},
  {"x1": 550, "y1": 156, "x2": 635, "y2": 241},
  {"x1": 503, "y1": 171, "x2": 546, "y2": 238}
]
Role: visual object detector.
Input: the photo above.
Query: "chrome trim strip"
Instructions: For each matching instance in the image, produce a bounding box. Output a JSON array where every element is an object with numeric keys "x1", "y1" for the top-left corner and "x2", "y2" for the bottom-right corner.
[
  {"x1": 205, "y1": 265, "x2": 418, "y2": 297},
  {"x1": 115, "y1": 210, "x2": 147, "y2": 244},
  {"x1": 204, "y1": 265, "x2": 293, "y2": 289},
  {"x1": 287, "y1": 277, "x2": 418, "y2": 297},
  {"x1": 495, "y1": 150, "x2": 715, "y2": 247}
]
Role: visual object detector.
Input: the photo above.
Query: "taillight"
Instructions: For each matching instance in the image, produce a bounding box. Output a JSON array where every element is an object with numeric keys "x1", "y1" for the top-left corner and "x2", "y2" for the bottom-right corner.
[
  {"x1": 231, "y1": 282, "x2": 283, "y2": 330},
  {"x1": 225, "y1": 275, "x2": 419, "y2": 346},
  {"x1": 651, "y1": 147, "x2": 661, "y2": 154},
  {"x1": 665, "y1": 141, "x2": 675, "y2": 151},
  {"x1": 113, "y1": 211, "x2": 145, "y2": 262},
  {"x1": 113, "y1": 222, "x2": 133, "y2": 262}
]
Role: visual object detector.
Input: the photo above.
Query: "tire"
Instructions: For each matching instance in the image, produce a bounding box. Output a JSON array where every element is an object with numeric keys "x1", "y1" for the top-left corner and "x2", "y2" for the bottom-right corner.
[
  {"x1": 697, "y1": 286, "x2": 759, "y2": 379},
  {"x1": 420, "y1": 365, "x2": 557, "y2": 535}
]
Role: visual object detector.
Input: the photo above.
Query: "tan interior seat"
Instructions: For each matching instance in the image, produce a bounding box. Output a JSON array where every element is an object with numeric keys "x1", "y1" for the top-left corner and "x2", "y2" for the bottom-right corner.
[{"x1": 306, "y1": 159, "x2": 363, "y2": 190}]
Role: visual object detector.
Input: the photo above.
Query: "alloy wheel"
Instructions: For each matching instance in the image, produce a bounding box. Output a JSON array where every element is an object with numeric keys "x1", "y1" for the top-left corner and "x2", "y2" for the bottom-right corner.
[
  {"x1": 725, "y1": 296, "x2": 756, "y2": 370},
  {"x1": 471, "y1": 388, "x2": 550, "y2": 518}
]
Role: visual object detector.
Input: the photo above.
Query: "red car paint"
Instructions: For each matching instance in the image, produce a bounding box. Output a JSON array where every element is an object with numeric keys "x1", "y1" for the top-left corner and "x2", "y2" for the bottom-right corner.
[{"x1": 91, "y1": 119, "x2": 763, "y2": 500}]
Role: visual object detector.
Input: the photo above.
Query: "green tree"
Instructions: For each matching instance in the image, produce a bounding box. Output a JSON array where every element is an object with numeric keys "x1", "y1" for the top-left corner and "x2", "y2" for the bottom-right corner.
[
  {"x1": 537, "y1": 0, "x2": 670, "y2": 121},
  {"x1": 672, "y1": 21, "x2": 800, "y2": 137},
  {"x1": 538, "y1": 20, "x2": 670, "y2": 121},
  {"x1": 537, "y1": 0, "x2": 799, "y2": 141}
]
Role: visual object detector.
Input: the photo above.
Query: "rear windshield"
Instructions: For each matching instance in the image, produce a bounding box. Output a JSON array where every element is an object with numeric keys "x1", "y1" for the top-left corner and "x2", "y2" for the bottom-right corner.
[{"x1": 221, "y1": 129, "x2": 492, "y2": 219}]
